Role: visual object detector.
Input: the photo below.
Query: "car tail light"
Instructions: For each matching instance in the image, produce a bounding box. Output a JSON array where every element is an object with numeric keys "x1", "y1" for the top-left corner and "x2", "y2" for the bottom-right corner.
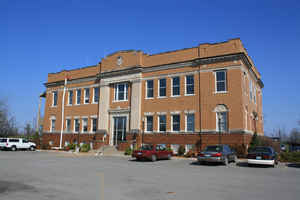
[
  {"x1": 6, "y1": 143, "x2": 8, "y2": 146},
  {"x1": 263, "y1": 154, "x2": 271, "y2": 160},
  {"x1": 212, "y1": 153, "x2": 222, "y2": 157}
]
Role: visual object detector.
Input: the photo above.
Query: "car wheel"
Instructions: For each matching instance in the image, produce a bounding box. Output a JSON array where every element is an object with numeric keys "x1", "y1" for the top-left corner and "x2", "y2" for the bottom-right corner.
[
  {"x1": 151, "y1": 155, "x2": 157, "y2": 162},
  {"x1": 167, "y1": 154, "x2": 171, "y2": 160},
  {"x1": 223, "y1": 157, "x2": 228, "y2": 166},
  {"x1": 11, "y1": 146, "x2": 17, "y2": 151},
  {"x1": 30, "y1": 146, "x2": 35, "y2": 151}
]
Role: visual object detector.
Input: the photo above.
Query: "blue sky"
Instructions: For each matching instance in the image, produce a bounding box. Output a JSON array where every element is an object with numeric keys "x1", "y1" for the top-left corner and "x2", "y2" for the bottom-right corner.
[{"x1": 0, "y1": 0, "x2": 299, "y2": 134}]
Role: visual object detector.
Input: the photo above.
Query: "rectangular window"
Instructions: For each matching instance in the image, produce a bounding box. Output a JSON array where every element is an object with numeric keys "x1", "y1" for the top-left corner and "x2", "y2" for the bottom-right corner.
[
  {"x1": 146, "y1": 116, "x2": 153, "y2": 132},
  {"x1": 172, "y1": 114, "x2": 180, "y2": 132},
  {"x1": 65, "y1": 119, "x2": 71, "y2": 132},
  {"x1": 146, "y1": 80, "x2": 154, "y2": 98},
  {"x1": 82, "y1": 118, "x2": 88, "y2": 133},
  {"x1": 158, "y1": 115, "x2": 166, "y2": 132},
  {"x1": 249, "y1": 80, "x2": 253, "y2": 100},
  {"x1": 52, "y1": 91, "x2": 58, "y2": 106},
  {"x1": 74, "y1": 119, "x2": 80, "y2": 132},
  {"x1": 159, "y1": 79, "x2": 166, "y2": 97},
  {"x1": 50, "y1": 119, "x2": 56, "y2": 132},
  {"x1": 172, "y1": 77, "x2": 180, "y2": 96},
  {"x1": 186, "y1": 114, "x2": 195, "y2": 132},
  {"x1": 76, "y1": 89, "x2": 81, "y2": 105},
  {"x1": 217, "y1": 112, "x2": 228, "y2": 132},
  {"x1": 93, "y1": 87, "x2": 99, "y2": 103},
  {"x1": 91, "y1": 118, "x2": 97, "y2": 132},
  {"x1": 254, "y1": 86, "x2": 256, "y2": 104},
  {"x1": 84, "y1": 88, "x2": 90, "y2": 104},
  {"x1": 216, "y1": 71, "x2": 227, "y2": 92},
  {"x1": 114, "y1": 83, "x2": 128, "y2": 101},
  {"x1": 186, "y1": 75, "x2": 194, "y2": 95},
  {"x1": 68, "y1": 91, "x2": 73, "y2": 105}
]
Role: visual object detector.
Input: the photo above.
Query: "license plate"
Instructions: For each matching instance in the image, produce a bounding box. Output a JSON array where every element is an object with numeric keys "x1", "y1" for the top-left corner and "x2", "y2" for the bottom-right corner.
[
  {"x1": 256, "y1": 156, "x2": 262, "y2": 160},
  {"x1": 205, "y1": 154, "x2": 211, "y2": 157},
  {"x1": 137, "y1": 152, "x2": 142, "y2": 155}
]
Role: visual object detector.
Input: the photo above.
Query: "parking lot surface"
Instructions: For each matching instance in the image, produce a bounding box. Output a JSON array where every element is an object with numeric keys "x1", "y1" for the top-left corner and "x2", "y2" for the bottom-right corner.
[{"x1": 0, "y1": 151, "x2": 299, "y2": 200}]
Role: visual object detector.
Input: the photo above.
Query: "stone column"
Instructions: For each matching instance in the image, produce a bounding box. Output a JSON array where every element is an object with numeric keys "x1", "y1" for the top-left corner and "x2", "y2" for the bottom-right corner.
[
  {"x1": 130, "y1": 80, "x2": 142, "y2": 131},
  {"x1": 98, "y1": 82, "x2": 110, "y2": 134}
]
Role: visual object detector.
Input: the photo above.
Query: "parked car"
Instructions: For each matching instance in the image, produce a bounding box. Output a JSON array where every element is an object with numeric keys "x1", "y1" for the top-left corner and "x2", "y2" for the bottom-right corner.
[
  {"x1": 0, "y1": 138, "x2": 36, "y2": 151},
  {"x1": 197, "y1": 145, "x2": 237, "y2": 165},
  {"x1": 247, "y1": 146, "x2": 278, "y2": 167},
  {"x1": 132, "y1": 144, "x2": 172, "y2": 161}
]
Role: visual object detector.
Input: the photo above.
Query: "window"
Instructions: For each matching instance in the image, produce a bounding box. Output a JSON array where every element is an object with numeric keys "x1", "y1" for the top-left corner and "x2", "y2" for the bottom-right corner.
[
  {"x1": 68, "y1": 90, "x2": 73, "y2": 105},
  {"x1": 74, "y1": 119, "x2": 80, "y2": 133},
  {"x1": 84, "y1": 88, "x2": 90, "y2": 104},
  {"x1": 82, "y1": 118, "x2": 88, "y2": 133},
  {"x1": 217, "y1": 112, "x2": 228, "y2": 132},
  {"x1": 186, "y1": 114, "x2": 195, "y2": 132},
  {"x1": 9, "y1": 139, "x2": 19, "y2": 143},
  {"x1": 76, "y1": 89, "x2": 81, "y2": 105},
  {"x1": 146, "y1": 80, "x2": 154, "y2": 98},
  {"x1": 114, "y1": 83, "x2": 128, "y2": 101},
  {"x1": 158, "y1": 115, "x2": 166, "y2": 132},
  {"x1": 185, "y1": 75, "x2": 194, "y2": 95},
  {"x1": 171, "y1": 144, "x2": 180, "y2": 154},
  {"x1": 216, "y1": 71, "x2": 227, "y2": 92},
  {"x1": 172, "y1": 114, "x2": 180, "y2": 132},
  {"x1": 253, "y1": 85, "x2": 256, "y2": 104},
  {"x1": 145, "y1": 116, "x2": 153, "y2": 132},
  {"x1": 52, "y1": 91, "x2": 58, "y2": 106},
  {"x1": 158, "y1": 79, "x2": 166, "y2": 97},
  {"x1": 91, "y1": 118, "x2": 97, "y2": 132},
  {"x1": 93, "y1": 87, "x2": 99, "y2": 103},
  {"x1": 172, "y1": 77, "x2": 180, "y2": 96},
  {"x1": 50, "y1": 119, "x2": 56, "y2": 132},
  {"x1": 65, "y1": 119, "x2": 71, "y2": 132}
]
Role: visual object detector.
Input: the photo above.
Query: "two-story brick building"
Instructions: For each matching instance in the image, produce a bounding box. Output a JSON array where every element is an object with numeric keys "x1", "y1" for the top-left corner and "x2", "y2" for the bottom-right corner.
[{"x1": 42, "y1": 38, "x2": 263, "y2": 153}]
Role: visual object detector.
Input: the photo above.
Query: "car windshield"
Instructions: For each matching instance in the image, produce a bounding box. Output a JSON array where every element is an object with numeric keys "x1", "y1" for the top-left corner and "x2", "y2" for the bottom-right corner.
[
  {"x1": 140, "y1": 145, "x2": 153, "y2": 150},
  {"x1": 0, "y1": 138, "x2": 7, "y2": 143},
  {"x1": 249, "y1": 147, "x2": 271, "y2": 153},
  {"x1": 205, "y1": 146, "x2": 223, "y2": 152}
]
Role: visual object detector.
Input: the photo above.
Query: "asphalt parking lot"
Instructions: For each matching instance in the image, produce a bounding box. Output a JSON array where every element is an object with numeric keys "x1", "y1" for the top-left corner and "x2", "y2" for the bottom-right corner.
[{"x1": 0, "y1": 151, "x2": 299, "y2": 200}]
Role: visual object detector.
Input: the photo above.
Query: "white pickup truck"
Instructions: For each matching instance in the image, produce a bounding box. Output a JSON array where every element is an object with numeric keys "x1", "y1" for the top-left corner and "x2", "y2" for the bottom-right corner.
[{"x1": 0, "y1": 138, "x2": 36, "y2": 151}]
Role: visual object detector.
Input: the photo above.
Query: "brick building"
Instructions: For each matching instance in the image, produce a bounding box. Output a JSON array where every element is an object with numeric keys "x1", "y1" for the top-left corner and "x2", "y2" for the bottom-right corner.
[{"x1": 41, "y1": 38, "x2": 264, "y2": 153}]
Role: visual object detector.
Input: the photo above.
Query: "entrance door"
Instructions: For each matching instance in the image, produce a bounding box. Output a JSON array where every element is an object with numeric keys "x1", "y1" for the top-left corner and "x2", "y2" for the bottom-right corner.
[{"x1": 113, "y1": 117, "x2": 127, "y2": 146}]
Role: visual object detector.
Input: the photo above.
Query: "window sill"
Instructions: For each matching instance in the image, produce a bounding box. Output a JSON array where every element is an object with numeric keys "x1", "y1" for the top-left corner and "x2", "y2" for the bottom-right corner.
[
  {"x1": 113, "y1": 100, "x2": 128, "y2": 103},
  {"x1": 214, "y1": 91, "x2": 228, "y2": 94},
  {"x1": 92, "y1": 102, "x2": 99, "y2": 104},
  {"x1": 145, "y1": 97, "x2": 154, "y2": 100},
  {"x1": 171, "y1": 95, "x2": 180, "y2": 98},
  {"x1": 184, "y1": 94, "x2": 195, "y2": 96},
  {"x1": 51, "y1": 105, "x2": 57, "y2": 108},
  {"x1": 66, "y1": 104, "x2": 72, "y2": 106},
  {"x1": 157, "y1": 96, "x2": 167, "y2": 99}
]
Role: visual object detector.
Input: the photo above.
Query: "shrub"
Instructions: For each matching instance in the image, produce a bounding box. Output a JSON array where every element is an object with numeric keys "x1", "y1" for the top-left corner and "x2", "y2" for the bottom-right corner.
[
  {"x1": 124, "y1": 147, "x2": 132, "y2": 155},
  {"x1": 177, "y1": 145, "x2": 186, "y2": 156},
  {"x1": 41, "y1": 143, "x2": 50, "y2": 150},
  {"x1": 80, "y1": 144, "x2": 90, "y2": 152},
  {"x1": 279, "y1": 152, "x2": 300, "y2": 163},
  {"x1": 67, "y1": 143, "x2": 76, "y2": 150},
  {"x1": 184, "y1": 150, "x2": 195, "y2": 158}
]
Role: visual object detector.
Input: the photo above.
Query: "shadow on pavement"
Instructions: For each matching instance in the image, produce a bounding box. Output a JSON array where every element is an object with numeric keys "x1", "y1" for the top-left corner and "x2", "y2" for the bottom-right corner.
[
  {"x1": 236, "y1": 162, "x2": 275, "y2": 168},
  {"x1": 286, "y1": 163, "x2": 300, "y2": 168},
  {"x1": 189, "y1": 161, "x2": 225, "y2": 167}
]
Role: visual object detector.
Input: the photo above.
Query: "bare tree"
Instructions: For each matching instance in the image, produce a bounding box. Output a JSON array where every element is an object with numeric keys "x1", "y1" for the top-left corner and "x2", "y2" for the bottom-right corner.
[
  {"x1": 289, "y1": 128, "x2": 300, "y2": 144},
  {"x1": 271, "y1": 126, "x2": 288, "y2": 142},
  {"x1": 0, "y1": 99, "x2": 19, "y2": 137}
]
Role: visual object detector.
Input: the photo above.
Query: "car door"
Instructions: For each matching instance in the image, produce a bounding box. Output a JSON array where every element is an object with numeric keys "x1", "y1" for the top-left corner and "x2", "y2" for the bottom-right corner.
[{"x1": 22, "y1": 139, "x2": 30, "y2": 149}]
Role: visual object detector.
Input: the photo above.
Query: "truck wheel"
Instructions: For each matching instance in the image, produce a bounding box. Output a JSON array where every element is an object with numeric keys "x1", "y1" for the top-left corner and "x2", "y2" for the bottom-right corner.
[
  {"x1": 11, "y1": 146, "x2": 17, "y2": 151},
  {"x1": 30, "y1": 146, "x2": 35, "y2": 151},
  {"x1": 151, "y1": 155, "x2": 157, "y2": 162}
]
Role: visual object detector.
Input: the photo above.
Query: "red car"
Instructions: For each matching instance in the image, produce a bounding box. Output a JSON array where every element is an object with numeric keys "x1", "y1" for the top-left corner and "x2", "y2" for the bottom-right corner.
[{"x1": 132, "y1": 144, "x2": 172, "y2": 161}]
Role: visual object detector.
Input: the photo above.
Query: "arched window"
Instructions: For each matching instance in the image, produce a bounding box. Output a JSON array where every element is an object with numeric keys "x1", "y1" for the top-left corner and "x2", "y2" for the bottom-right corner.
[{"x1": 214, "y1": 105, "x2": 228, "y2": 132}]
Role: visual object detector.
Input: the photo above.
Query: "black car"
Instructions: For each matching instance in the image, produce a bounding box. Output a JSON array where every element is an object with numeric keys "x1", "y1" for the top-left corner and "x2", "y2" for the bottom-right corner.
[
  {"x1": 197, "y1": 145, "x2": 237, "y2": 165},
  {"x1": 247, "y1": 146, "x2": 278, "y2": 167}
]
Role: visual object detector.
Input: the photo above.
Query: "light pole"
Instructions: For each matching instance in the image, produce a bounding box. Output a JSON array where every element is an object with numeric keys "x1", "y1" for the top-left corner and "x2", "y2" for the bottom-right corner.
[
  {"x1": 217, "y1": 113, "x2": 222, "y2": 146},
  {"x1": 141, "y1": 117, "x2": 145, "y2": 147}
]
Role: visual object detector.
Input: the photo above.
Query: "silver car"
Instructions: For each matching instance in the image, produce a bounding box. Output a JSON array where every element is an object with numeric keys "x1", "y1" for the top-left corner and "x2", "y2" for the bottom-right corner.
[{"x1": 197, "y1": 145, "x2": 237, "y2": 165}]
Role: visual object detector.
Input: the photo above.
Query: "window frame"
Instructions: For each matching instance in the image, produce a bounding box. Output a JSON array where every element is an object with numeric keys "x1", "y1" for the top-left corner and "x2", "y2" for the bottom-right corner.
[
  {"x1": 74, "y1": 119, "x2": 80, "y2": 133},
  {"x1": 84, "y1": 88, "x2": 90, "y2": 104},
  {"x1": 50, "y1": 119, "x2": 56, "y2": 132},
  {"x1": 82, "y1": 118, "x2": 88, "y2": 133},
  {"x1": 76, "y1": 89, "x2": 81, "y2": 105},
  {"x1": 215, "y1": 70, "x2": 227, "y2": 93},
  {"x1": 93, "y1": 87, "x2": 99, "y2": 103},
  {"x1": 145, "y1": 115, "x2": 153, "y2": 132},
  {"x1": 114, "y1": 83, "x2": 128, "y2": 101},
  {"x1": 186, "y1": 113, "x2": 195, "y2": 132},
  {"x1": 158, "y1": 115, "x2": 167, "y2": 132},
  {"x1": 216, "y1": 112, "x2": 228, "y2": 133},
  {"x1": 52, "y1": 91, "x2": 58, "y2": 107},
  {"x1": 158, "y1": 78, "x2": 167, "y2": 98},
  {"x1": 68, "y1": 90, "x2": 73, "y2": 105},
  {"x1": 146, "y1": 80, "x2": 154, "y2": 99},
  {"x1": 185, "y1": 75, "x2": 194, "y2": 95},
  {"x1": 172, "y1": 76, "x2": 180, "y2": 97},
  {"x1": 171, "y1": 114, "x2": 180, "y2": 132},
  {"x1": 65, "y1": 119, "x2": 71, "y2": 132},
  {"x1": 91, "y1": 117, "x2": 97, "y2": 133}
]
